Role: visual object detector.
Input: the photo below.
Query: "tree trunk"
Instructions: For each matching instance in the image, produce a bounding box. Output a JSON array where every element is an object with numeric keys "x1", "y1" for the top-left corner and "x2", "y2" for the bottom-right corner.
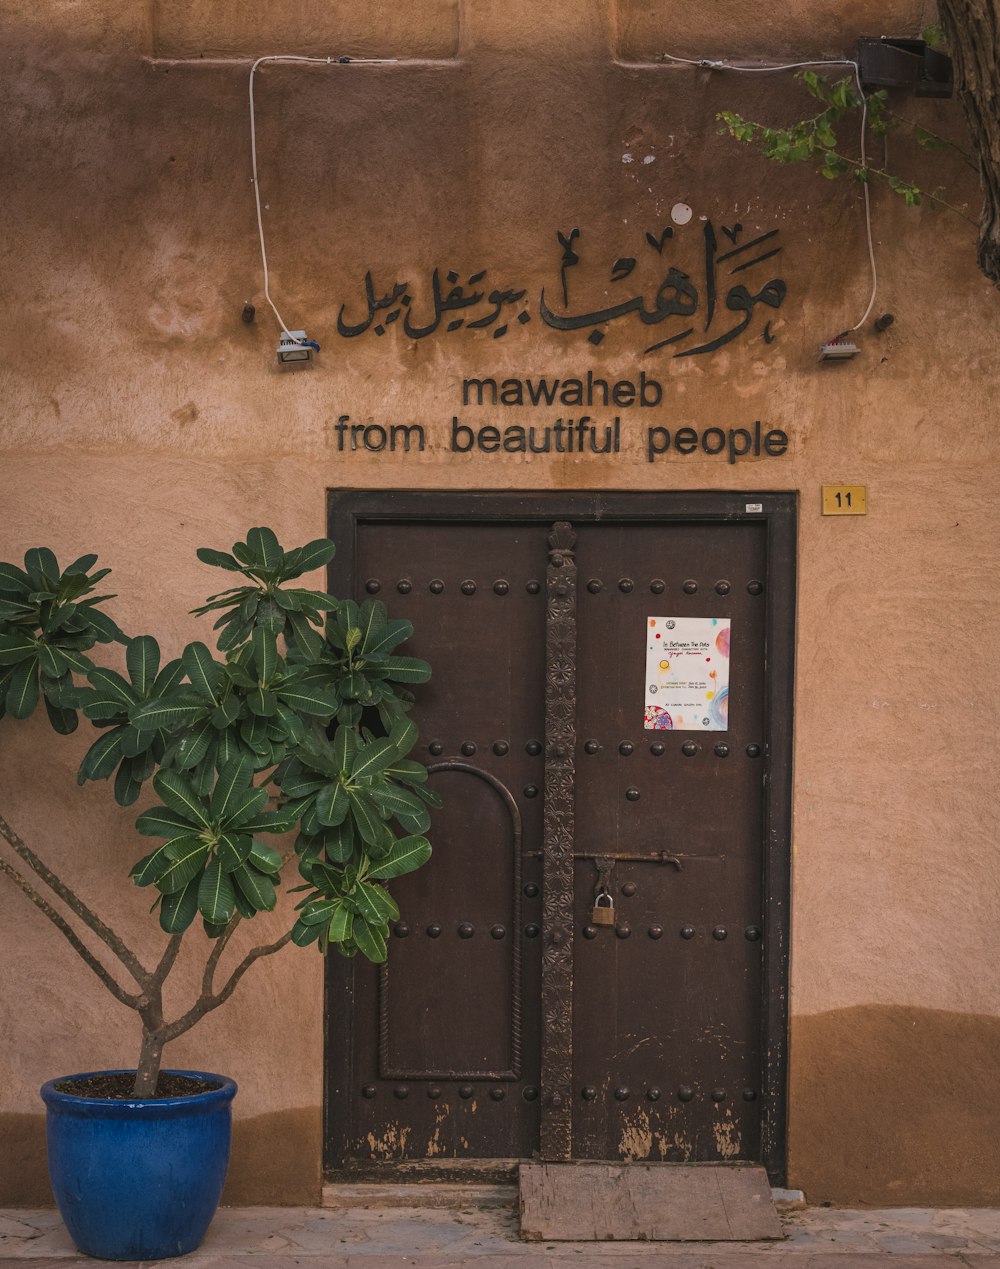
[
  {"x1": 134, "y1": 1028, "x2": 166, "y2": 1098},
  {"x1": 938, "y1": 0, "x2": 1000, "y2": 284}
]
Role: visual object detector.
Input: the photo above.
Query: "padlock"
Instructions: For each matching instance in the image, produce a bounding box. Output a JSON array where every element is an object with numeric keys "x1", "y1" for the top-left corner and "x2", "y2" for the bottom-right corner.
[{"x1": 591, "y1": 891, "x2": 615, "y2": 927}]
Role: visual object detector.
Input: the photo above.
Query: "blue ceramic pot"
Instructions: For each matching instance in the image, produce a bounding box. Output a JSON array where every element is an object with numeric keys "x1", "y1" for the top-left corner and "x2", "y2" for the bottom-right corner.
[{"x1": 41, "y1": 1069, "x2": 237, "y2": 1261}]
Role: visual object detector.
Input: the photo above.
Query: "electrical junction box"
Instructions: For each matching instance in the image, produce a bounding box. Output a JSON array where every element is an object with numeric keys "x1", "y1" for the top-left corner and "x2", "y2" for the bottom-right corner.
[{"x1": 857, "y1": 37, "x2": 953, "y2": 98}]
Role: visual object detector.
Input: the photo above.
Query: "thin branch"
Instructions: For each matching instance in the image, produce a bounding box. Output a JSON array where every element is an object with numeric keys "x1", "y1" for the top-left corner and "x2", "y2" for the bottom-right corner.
[
  {"x1": 151, "y1": 934, "x2": 184, "y2": 989},
  {"x1": 0, "y1": 811, "x2": 151, "y2": 988},
  {"x1": 882, "y1": 108, "x2": 978, "y2": 169},
  {"x1": 212, "y1": 930, "x2": 293, "y2": 1010},
  {"x1": 823, "y1": 151, "x2": 979, "y2": 223},
  {"x1": 726, "y1": 118, "x2": 978, "y2": 224},
  {"x1": 201, "y1": 916, "x2": 242, "y2": 995},
  {"x1": 0, "y1": 856, "x2": 141, "y2": 1010},
  {"x1": 161, "y1": 930, "x2": 293, "y2": 1043}
]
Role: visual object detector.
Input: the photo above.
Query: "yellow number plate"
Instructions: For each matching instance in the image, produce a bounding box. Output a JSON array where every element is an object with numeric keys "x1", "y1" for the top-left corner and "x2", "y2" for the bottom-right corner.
[{"x1": 821, "y1": 485, "x2": 867, "y2": 516}]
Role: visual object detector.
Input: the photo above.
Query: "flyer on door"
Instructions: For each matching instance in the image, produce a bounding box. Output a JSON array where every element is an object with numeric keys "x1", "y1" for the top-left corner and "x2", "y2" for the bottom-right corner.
[{"x1": 644, "y1": 616, "x2": 731, "y2": 731}]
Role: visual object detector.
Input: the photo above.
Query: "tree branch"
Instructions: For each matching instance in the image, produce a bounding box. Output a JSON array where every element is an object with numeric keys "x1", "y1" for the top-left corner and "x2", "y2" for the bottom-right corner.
[
  {"x1": 0, "y1": 856, "x2": 142, "y2": 1010},
  {"x1": 151, "y1": 934, "x2": 184, "y2": 989},
  {"x1": 827, "y1": 150, "x2": 979, "y2": 221},
  {"x1": 0, "y1": 811, "x2": 151, "y2": 988},
  {"x1": 883, "y1": 108, "x2": 978, "y2": 169},
  {"x1": 211, "y1": 930, "x2": 293, "y2": 1010},
  {"x1": 202, "y1": 916, "x2": 241, "y2": 995},
  {"x1": 938, "y1": 0, "x2": 1000, "y2": 285},
  {"x1": 161, "y1": 930, "x2": 293, "y2": 1044},
  {"x1": 721, "y1": 111, "x2": 979, "y2": 224}
]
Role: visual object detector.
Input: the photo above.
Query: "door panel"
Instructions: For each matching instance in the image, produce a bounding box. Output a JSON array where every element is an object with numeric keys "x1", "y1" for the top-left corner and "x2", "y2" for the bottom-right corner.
[
  {"x1": 326, "y1": 493, "x2": 794, "y2": 1181},
  {"x1": 570, "y1": 520, "x2": 767, "y2": 1161},
  {"x1": 335, "y1": 521, "x2": 546, "y2": 1163}
]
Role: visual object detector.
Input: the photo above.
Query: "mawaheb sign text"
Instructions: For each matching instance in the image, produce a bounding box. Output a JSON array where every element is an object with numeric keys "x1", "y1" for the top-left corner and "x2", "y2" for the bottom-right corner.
[
  {"x1": 332, "y1": 371, "x2": 789, "y2": 466},
  {"x1": 326, "y1": 220, "x2": 791, "y2": 463}
]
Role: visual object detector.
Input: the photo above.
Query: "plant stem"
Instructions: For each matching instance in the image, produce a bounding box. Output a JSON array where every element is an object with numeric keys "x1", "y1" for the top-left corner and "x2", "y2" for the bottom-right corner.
[
  {"x1": 202, "y1": 916, "x2": 241, "y2": 994},
  {"x1": 129, "y1": 929, "x2": 291, "y2": 1093},
  {"x1": 883, "y1": 108, "x2": 977, "y2": 169},
  {"x1": 824, "y1": 151, "x2": 978, "y2": 222},
  {"x1": 161, "y1": 931, "x2": 293, "y2": 1044},
  {"x1": 0, "y1": 857, "x2": 141, "y2": 1009},
  {"x1": 1, "y1": 816, "x2": 294, "y2": 1096},
  {"x1": 152, "y1": 934, "x2": 184, "y2": 984},
  {"x1": 0, "y1": 811, "x2": 151, "y2": 988},
  {"x1": 134, "y1": 1028, "x2": 166, "y2": 1097}
]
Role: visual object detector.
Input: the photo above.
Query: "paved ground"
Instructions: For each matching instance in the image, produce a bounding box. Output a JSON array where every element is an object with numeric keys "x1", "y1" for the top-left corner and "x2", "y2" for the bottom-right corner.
[{"x1": 5, "y1": 1200, "x2": 1000, "y2": 1267}]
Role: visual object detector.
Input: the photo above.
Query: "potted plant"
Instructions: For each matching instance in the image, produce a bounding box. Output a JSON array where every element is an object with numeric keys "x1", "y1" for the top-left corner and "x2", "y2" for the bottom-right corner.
[{"x1": 0, "y1": 527, "x2": 437, "y2": 1260}]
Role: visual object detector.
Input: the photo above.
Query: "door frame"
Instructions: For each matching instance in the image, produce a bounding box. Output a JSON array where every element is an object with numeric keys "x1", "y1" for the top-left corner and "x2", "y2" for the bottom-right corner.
[{"x1": 324, "y1": 489, "x2": 796, "y2": 1184}]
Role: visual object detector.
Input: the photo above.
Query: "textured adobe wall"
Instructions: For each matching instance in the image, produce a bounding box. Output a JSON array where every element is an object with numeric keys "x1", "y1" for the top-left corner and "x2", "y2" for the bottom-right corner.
[
  {"x1": 614, "y1": 0, "x2": 937, "y2": 62},
  {"x1": 153, "y1": 0, "x2": 460, "y2": 61},
  {"x1": 2, "y1": 0, "x2": 998, "y2": 1207}
]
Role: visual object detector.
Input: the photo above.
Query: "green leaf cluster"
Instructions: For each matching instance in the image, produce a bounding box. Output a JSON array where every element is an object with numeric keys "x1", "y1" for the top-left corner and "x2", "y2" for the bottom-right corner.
[
  {"x1": 290, "y1": 834, "x2": 431, "y2": 963},
  {"x1": 131, "y1": 755, "x2": 291, "y2": 934},
  {"x1": 74, "y1": 636, "x2": 186, "y2": 806},
  {"x1": 0, "y1": 528, "x2": 436, "y2": 956},
  {"x1": 110, "y1": 629, "x2": 339, "y2": 807},
  {"x1": 717, "y1": 72, "x2": 950, "y2": 210},
  {"x1": 0, "y1": 550, "x2": 125, "y2": 733},
  {"x1": 192, "y1": 528, "x2": 338, "y2": 654},
  {"x1": 281, "y1": 715, "x2": 440, "y2": 960},
  {"x1": 296, "y1": 598, "x2": 431, "y2": 731},
  {"x1": 719, "y1": 75, "x2": 884, "y2": 169}
]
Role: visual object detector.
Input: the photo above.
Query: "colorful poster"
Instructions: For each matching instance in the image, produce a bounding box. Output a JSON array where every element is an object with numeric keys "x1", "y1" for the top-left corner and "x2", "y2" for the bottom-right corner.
[{"x1": 644, "y1": 617, "x2": 731, "y2": 731}]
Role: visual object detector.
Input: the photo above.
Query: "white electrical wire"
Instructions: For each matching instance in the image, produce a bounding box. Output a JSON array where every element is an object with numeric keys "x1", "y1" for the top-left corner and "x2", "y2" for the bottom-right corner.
[
  {"x1": 249, "y1": 55, "x2": 398, "y2": 342},
  {"x1": 249, "y1": 50, "x2": 877, "y2": 343},
  {"x1": 660, "y1": 51, "x2": 878, "y2": 333}
]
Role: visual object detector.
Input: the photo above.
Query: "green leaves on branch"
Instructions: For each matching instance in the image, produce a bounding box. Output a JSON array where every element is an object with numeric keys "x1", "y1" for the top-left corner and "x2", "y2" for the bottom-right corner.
[
  {"x1": 285, "y1": 721, "x2": 436, "y2": 854},
  {"x1": 283, "y1": 717, "x2": 436, "y2": 959},
  {"x1": 121, "y1": 632, "x2": 339, "y2": 802},
  {"x1": 0, "y1": 528, "x2": 436, "y2": 961},
  {"x1": 717, "y1": 71, "x2": 959, "y2": 213},
  {"x1": 75, "y1": 636, "x2": 186, "y2": 806},
  {"x1": 290, "y1": 837, "x2": 431, "y2": 961},
  {"x1": 193, "y1": 528, "x2": 338, "y2": 655},
  {"x1": 298, "y1": 598, "x2": 431, "y2": 731},
  {"x1": 717, "y1": 75, "x2": 877, "y2": 166},
  {"x1": 886, "y1": 174, "x2": 925, "y2": 206},
  {"x1": 0, "y1": 549, "x2": 126, "y2": 733},
  {"x1": 131, "y1": 755, "x2": 292, "y2": 934}
]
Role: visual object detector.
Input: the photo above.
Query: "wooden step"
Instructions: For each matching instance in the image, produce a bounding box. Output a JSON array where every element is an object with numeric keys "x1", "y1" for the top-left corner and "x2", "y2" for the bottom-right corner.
[{"x1": 519, "y1": 1162, "x2": 783, "y2": 1241}]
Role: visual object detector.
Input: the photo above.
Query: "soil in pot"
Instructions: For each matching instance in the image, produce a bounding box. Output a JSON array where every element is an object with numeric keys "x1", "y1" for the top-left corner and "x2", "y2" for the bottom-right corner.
[{"x1": 54, "y1": 1073, "x2": 222, "y2": 1099}]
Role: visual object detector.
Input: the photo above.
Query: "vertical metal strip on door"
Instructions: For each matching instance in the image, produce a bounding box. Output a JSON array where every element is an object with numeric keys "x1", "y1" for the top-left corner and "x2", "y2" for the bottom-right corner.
[{"x1": 539, "y1": 522, "x2": 577, "y2": 1160}]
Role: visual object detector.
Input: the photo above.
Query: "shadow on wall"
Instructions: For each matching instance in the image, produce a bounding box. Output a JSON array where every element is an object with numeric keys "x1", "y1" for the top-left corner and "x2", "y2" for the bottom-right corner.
[
  {"x1": 2, "y1": 1115, "x2": 50, "y2": 1207},
  {"x1": 790, "y1": 1005, "x2": 1000, "y2": 1207},
  {"x1": 8, "y1": 1011, "x2": 1000, "y2": 1208},
  {"x1": 1, "y1": 1106, "x2": 322, "y2": 1207}
]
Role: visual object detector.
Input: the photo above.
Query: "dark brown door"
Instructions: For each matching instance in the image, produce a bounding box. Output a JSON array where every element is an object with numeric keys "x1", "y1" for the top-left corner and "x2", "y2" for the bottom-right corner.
[{"x1": 326, "y1": 492, "x2": 794, "y2": 1181}]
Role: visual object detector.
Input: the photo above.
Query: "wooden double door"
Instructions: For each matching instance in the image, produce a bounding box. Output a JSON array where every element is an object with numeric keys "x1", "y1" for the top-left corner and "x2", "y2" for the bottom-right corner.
[{"x1": 326, "y1": 492, "x2": 795, "y2": 1181}]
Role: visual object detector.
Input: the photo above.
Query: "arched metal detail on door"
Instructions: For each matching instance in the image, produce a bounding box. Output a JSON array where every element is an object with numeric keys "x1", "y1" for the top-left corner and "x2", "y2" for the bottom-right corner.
[{"x1": 377, "y1": 761, "x2": 525, "y2": 1081}]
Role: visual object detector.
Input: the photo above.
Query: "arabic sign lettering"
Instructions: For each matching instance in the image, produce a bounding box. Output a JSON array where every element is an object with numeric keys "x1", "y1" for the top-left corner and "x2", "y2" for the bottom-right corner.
[{"x1": 335, "y1": 221, "x2": 786, "y2": 358}]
